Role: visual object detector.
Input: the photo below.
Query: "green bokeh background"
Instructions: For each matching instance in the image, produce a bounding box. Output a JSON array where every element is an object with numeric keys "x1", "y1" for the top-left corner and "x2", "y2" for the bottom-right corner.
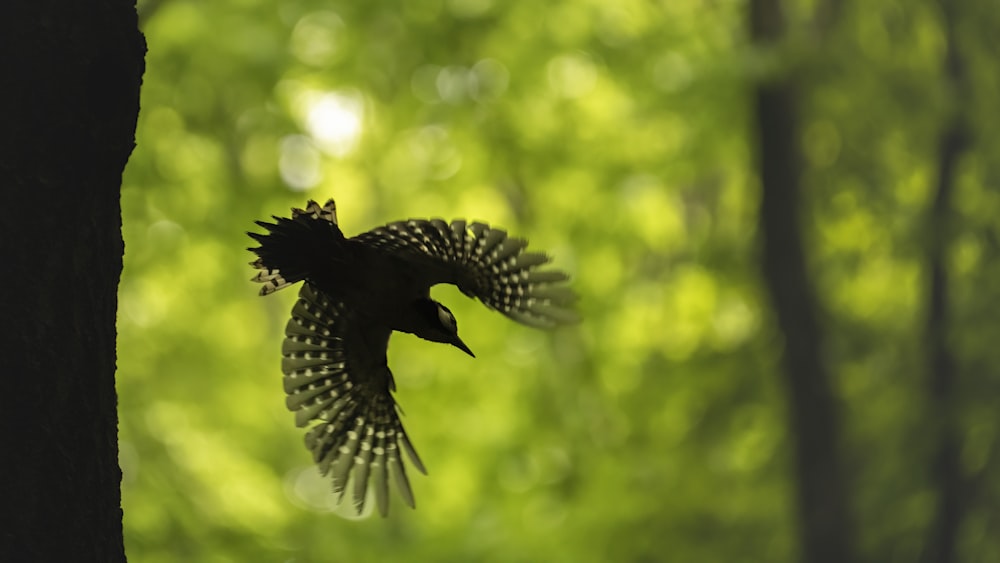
[{"x1": 119, "y1": 0, "x2": 1000, "y2": 561}]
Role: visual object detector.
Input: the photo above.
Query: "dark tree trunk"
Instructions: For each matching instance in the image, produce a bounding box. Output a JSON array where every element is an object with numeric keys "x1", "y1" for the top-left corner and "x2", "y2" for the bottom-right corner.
[
  {"x1": 749, "y1": 1, "x2": 855, "y2": 562},
  {"x1": 0, "y1": 1, "x2": 144, "y2": 561},
  {"x1": 921, "y1": 1, "x2": 969, "y2": 561}
]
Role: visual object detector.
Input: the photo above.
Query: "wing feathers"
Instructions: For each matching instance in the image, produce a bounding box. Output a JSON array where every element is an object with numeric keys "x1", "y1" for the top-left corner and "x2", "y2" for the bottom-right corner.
[
  {"x1": 354, "y1": 218, "x2": 578, "y2": 327},
  {"x1": 352, "y1": 428, "x2": 374, "y2": 511},
  {"x1": 398, "y1": 428, "x2": 427, "y2": 474},
  {"x1": 283, "y1": 283, "x2": 423, "y2": 516}
]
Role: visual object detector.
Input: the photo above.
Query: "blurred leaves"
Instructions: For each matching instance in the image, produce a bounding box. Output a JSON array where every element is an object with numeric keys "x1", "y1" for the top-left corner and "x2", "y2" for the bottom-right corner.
[{"x1": 120, "y1": 0, "x2": 1000, "y2": 561}]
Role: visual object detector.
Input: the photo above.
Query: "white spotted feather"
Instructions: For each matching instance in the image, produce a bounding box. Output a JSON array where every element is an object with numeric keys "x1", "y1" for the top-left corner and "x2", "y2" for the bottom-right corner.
[
  {"x1": 354, "y1": 218, "x2": 578, "y2": 327},
  {"x1": 282, "y1": 283, "x2": 425, "y2": 516}
]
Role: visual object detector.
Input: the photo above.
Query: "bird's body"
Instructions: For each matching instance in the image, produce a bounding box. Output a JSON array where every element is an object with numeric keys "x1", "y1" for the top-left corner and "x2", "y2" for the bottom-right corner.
[{"x1": 249, "y1": 199, "x2": 576, "y2": 516}]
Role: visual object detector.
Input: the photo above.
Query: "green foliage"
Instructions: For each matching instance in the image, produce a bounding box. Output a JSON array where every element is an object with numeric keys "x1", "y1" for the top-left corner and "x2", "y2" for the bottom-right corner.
[{"x1": 120, "y1": 0, "x2": 1000, "y2": 560}]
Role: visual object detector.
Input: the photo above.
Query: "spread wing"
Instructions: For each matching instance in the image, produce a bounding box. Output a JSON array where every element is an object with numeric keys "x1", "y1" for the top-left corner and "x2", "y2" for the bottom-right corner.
[
  {"x1": 281, "y1": 282, "x2": 425, "y2": 516},
  {"x1": 352, "y1": 219, "x2": 578, "y2": 328}
]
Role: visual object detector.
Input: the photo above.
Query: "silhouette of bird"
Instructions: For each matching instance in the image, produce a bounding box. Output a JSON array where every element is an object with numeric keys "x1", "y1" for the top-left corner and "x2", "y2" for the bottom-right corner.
[{"x1": 248, "y1": 199, "x2": 577, "y2": 516}]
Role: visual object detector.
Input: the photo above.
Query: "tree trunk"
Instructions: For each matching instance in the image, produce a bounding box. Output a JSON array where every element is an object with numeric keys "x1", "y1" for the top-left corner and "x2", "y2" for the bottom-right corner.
[
  {"x1": 0, "y1": 1, "x2": 144, "y2": 561},
  {"x1": 921, "y1": 1, "x2": 969, "y2": 561},
  {"x1": 749, "y1": 0, "x2": 855, "y2": 561}
]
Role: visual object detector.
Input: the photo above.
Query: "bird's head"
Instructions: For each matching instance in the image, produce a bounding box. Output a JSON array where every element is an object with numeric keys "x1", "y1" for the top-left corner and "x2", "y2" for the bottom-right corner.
[{"x1": 413, "y1": 298, "x2": 475, "y2": 357}]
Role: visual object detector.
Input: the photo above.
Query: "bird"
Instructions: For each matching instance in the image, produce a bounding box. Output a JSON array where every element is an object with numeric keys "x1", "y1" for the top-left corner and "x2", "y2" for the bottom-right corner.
[{"x1": 248, "y1": 198, "x2": 577, "y2": 517}]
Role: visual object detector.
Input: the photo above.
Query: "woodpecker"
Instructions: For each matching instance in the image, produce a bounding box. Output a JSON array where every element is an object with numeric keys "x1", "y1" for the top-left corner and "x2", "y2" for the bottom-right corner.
[{"x1": 248, "y1": 199, "x2": 577, "y2": 516}]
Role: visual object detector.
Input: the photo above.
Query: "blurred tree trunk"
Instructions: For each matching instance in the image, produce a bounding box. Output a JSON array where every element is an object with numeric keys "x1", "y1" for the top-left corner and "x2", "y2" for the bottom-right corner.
[
  {"x1": 0, "y1": 1, "x2": 144, "y2": 561},
  {"x1": 749, "y1": 0, "x2": 855, "y2": 562},
  {"x1": 921, "y1": 1, "x2": 969, "y2": 561}
]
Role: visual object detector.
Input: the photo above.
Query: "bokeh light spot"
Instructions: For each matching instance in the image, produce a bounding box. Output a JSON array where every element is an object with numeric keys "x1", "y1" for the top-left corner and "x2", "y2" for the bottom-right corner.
[{"x1": 279, "y1": 135, "x2": 322, "y2": 191}]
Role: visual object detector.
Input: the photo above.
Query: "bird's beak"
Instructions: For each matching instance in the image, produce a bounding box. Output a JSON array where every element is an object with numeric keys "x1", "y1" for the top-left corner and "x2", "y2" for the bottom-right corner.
[{"x1": 452, "y1": 337, "x2": 475, "y2": 358}]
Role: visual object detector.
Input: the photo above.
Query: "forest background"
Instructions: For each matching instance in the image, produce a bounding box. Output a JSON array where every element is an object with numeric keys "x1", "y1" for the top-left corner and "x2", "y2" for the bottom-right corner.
[{"x1": 117, "y1": 0, "x2": 1000, "y2": 561}]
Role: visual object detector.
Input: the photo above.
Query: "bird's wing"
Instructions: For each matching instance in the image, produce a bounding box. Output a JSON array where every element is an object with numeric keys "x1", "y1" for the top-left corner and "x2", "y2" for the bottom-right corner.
[
  {"x1": 353, "y1": 219, "x2": 579, "y2": 328},
  {"x1": 282, "y1": 282, "x2": 426, "y2": 517}
]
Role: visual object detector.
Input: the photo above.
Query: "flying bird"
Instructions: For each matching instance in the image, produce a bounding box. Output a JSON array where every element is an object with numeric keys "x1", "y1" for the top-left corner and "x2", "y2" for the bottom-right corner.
[{"x1": 248, "y1": 199, "x2": 577, "y2": 516}]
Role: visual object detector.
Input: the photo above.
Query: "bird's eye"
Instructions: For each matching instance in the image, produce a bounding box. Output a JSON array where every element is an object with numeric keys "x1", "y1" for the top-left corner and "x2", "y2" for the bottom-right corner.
[{"x1": 437, "y1": 305, "x2": 457, "y2": 331}]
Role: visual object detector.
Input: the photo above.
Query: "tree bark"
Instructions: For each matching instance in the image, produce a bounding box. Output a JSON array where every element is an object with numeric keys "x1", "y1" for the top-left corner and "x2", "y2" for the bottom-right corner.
[
  {"x1": 0, "y1": 1, "x2": 144, "y2": 561},
  {"x1": 749, "y1": 0, "x2": 855, "y2": 561}
]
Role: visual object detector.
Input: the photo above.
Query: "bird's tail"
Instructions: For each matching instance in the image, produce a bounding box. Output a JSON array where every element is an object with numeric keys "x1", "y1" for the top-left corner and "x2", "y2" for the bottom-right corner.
[{"x1": 248, "y1": 199, "x2": 344, "y2": 296}]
